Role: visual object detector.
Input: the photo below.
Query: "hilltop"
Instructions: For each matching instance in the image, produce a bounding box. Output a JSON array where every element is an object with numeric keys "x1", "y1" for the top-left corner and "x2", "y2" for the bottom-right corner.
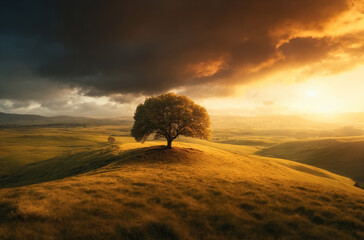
[{"x1": 0, "y1": 142, "x2": 363, "y2": 239}]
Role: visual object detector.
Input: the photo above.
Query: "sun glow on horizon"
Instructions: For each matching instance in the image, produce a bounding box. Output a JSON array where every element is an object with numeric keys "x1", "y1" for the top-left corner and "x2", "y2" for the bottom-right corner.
[
  {"x1": 306, "y1": 90, "x2": 318, "y2": 98},
  {"x1": 202, "y1": 64, "x2": 364, "y2": 116}
]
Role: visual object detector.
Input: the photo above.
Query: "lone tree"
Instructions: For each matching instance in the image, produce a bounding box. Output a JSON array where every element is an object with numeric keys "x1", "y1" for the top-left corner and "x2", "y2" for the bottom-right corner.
[{"x1": 131, "y1": 93, "x2": 210, "y2": 148}]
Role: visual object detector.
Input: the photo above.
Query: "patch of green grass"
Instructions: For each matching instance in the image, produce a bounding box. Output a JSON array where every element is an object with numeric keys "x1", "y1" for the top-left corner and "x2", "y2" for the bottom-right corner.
[{"x1": 0, "y1": 126, "x2": 131, "y2": 174}]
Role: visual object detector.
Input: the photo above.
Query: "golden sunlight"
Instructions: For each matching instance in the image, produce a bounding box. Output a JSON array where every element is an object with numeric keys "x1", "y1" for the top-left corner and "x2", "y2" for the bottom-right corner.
[
  {"x1": 2, "y1": 2, "x2": 364, "y2": 239},
  {"x1": 306, "y1": 90, "x2": 318, "y2": 98},
  {"x1": 203, "y1": 64, "x2": 364, "y2": 116}
]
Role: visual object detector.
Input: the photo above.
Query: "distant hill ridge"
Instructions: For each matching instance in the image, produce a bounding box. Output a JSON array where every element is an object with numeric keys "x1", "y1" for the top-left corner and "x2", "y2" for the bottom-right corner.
[{"x1": 0, "y1": 112, "x2": 132, "y2": 126}]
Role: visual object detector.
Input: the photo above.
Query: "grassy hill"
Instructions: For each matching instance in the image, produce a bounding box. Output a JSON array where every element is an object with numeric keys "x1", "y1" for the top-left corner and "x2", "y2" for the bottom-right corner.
[
  {"x1": 0, "y1": 142, "x2": 363, "y2": 239},
  {"x1": 257, "y1": 137, "x2": 364, "y2": 187},
  {"x1": 0, "y1": 125, "x2": 134, "y2": 175}
]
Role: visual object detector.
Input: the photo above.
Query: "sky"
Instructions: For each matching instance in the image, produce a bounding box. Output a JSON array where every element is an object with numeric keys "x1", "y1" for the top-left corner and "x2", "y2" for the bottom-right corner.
[{"x1": 1, "y1": 0, "x2": 364, "y2": 117}]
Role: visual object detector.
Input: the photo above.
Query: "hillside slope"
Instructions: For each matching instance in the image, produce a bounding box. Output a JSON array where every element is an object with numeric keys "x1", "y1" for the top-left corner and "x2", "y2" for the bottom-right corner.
[
  {"x1": 257, "y1": 137, "x2": 364, "y2": 186},
  {"x1": 0, "y1": 146, "x2": 121, "y2": 188},
  {"x1": 0, "y1": 142, "x2": 363, "y2": 240}
]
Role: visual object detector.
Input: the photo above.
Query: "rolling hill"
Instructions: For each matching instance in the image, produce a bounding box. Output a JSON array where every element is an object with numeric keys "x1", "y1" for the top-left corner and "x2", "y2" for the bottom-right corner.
[
  {"x1": 0, "y1": 142, "x2": 363, "y2": 239},
  {"x1": 304, "y1": 112, "x2": 364, "y2": 128},
  {"x1": 257, "y1": 137, "x2": 364, "y2": 187}
]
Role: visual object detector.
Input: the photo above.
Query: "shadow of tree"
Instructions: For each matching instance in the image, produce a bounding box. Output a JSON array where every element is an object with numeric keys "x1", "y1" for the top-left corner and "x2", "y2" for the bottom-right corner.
[{"x1": 0, "y1": 145, "x2": 199, "y2": 188}]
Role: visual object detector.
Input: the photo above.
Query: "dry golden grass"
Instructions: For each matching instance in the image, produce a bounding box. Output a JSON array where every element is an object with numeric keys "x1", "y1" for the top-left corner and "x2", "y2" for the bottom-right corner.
[
  {"x1": 257, "y1": 136, "x2": 364, "y2": 186},
  {"x1": 0, "y1": 142, "x2": 363, "y2": 240}
]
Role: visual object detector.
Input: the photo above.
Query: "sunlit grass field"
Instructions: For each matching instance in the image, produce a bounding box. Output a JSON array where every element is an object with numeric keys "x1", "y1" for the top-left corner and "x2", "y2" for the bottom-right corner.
[
  {"x1": 0, "y1": 124, "x2": 363, "y2": 239},
  {"x1": 257, "y1": 136, "x2": 364, "y2": 187},
  {"x1": 0, "y1": 125, "x2": 131, "y2": 174}
]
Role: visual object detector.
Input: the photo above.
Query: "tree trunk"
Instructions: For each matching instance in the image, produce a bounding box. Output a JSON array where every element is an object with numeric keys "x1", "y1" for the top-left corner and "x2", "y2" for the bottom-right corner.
[{"x1": 166, "y1": 139, "x2": 172, "y2": 149}]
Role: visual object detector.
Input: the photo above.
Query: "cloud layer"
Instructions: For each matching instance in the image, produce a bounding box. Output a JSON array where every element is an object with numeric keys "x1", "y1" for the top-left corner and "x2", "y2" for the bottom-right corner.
[{"x1": 1, "y1": 0, "x2": 364, "y2": 114}]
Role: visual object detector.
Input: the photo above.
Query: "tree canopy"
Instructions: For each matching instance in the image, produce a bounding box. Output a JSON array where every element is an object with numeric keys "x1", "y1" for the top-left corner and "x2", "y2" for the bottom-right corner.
[{"x1": 131, "y1": 93, "x2": 210, "y2": 148}]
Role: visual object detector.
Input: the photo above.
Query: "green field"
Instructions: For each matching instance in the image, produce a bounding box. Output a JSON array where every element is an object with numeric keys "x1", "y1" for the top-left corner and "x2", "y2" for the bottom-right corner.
[{"x1": 0, "y1": 125, "x2": 131, "y2": 174}]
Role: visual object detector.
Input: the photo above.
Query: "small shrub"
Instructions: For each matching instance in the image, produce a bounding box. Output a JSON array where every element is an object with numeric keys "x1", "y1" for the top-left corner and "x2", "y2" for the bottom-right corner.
[{"x1": 108, "y1": 136, "x2": 116, "y2": 144}]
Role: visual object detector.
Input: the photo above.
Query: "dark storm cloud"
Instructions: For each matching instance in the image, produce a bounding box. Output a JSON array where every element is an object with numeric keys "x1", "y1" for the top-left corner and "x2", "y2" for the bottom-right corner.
[
  {"x1": 0, "y1": 0, "x2": 358, "y2": 101},
  {"x1": 279, "y1": 37, "x2": 337, "y2": 65},
  {"x1": 277, "y1": 30, "x2": 364, "y2": 78}
]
